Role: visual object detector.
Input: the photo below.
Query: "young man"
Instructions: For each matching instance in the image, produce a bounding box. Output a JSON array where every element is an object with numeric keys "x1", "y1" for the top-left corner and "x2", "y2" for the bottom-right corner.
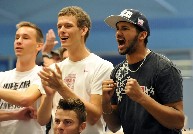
[
  {"x1": 102, "y1": 9, "x2": 184, "y2": 134},
  {"x1": 0, "y1": 21, "x2": 45, "y2": 134},
  {"x1": 37, "y1": 6, "x2": 114, "y2": 134},
  {"x1": 54, "y1": 98, "x2": 86, "y2": 134}
]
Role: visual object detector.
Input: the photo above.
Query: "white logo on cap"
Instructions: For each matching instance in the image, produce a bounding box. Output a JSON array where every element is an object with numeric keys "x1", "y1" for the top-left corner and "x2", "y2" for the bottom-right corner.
[
  {"x1": 120, "y1": 9, "x2": 133, "y2": 18},
  {"x1": 138, "y1": 18, "x2": 144, "y2": 26}
]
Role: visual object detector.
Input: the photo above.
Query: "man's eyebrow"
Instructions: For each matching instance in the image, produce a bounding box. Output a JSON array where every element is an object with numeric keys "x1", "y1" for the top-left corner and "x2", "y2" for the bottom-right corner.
[{"x1": 15, "y1": 33, "x2": 29, "y2": 36}]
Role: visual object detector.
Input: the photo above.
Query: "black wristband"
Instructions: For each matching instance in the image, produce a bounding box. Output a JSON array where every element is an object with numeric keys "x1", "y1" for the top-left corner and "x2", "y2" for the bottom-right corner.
[{"x1": 42, "y1": 53, "x2": 52, "y2": 58}]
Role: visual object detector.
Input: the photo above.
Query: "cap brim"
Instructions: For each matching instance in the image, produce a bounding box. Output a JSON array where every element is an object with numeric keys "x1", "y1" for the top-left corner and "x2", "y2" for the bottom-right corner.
[
  {"x1": 104, "y1": 15, "x2": 132, "y2": 29},
  {"x1": 51, "y1": 50, "x2": 60, "y2": 55}
]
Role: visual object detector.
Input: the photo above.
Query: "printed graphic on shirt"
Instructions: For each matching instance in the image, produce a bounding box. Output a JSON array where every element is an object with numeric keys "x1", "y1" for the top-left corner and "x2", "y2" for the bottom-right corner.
[
  {"x1": 0, "y1": 80, "x2": 31, "y2": 110},
  {"x1": 115, "y1": 62, "x2": 155, "y2": 103},
  {"x1": 3, "y1": 80, "x2": 30, "y2": 90},
  {"x1": 64, "y1": 74, "x2": 76, "y2": 90}
]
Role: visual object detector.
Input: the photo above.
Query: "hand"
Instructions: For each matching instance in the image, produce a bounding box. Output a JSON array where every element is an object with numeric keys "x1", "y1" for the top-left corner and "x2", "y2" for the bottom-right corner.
[
  {"x1": 102, "y1": 79, "x2": 116, "y2": 105},
  {"x1": 125, "y1": 78, "x2": 145, "y2": 103},
  {"x1": 38, "y1": 64, "x2": 66, "y2": 93},
  {"x1": 42, "y1": 84, "x2": 56, "y2": 96},
  {"x1": 43, "y1": 58, "x2": 55, "y2": 67},
  {"x1": 15, "y1": 107, "x2": 37, "y2": 120},
  {"x1": 42, "y1": 29, "x2": 58, "y2": 53}
]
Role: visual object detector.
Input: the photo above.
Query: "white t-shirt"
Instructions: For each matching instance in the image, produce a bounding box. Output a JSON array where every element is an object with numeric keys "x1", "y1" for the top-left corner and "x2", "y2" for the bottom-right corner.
[
  {"x1": 44, "y1": 53, "x2": 114, "y2": 134},
  {"x1": 0, "y1": 65, "x2": 45, "y2": 134}
]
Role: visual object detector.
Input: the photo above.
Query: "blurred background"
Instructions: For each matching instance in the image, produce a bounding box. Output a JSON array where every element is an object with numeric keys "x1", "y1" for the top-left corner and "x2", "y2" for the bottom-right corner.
[{"x1": 0, "y1": 0, "x2": 193, "y2": 130}]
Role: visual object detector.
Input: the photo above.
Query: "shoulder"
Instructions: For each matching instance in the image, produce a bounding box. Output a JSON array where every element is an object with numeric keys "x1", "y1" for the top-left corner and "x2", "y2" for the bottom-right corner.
[
  {"x1": 90, "y1": 53, "x2": 114, "y2": 67},
  {"x1": 150, "y1": 51, "x2": 175, "y2": 69},
  {"x1": 113, "y1": 60, "x2": 125, "y2": 71},
  {"x1": 150, "y1": 52, "x2": 181, "y2": 76},
  {"x1": 0, "y1": 68, "x2": 15, "y2": 75}
]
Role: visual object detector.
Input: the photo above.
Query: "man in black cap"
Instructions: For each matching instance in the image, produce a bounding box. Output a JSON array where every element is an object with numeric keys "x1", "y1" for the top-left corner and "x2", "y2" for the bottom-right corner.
[
  {"x1": 102, "y1": 9, "x2": 184, "y2": 134},
  {"x1": 41, "y1": 29, "x2": 68, "y2": 67}
]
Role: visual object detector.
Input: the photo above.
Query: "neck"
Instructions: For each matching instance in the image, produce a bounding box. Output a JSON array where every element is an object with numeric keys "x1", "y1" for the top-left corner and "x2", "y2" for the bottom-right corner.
[
  {"x1": 126, "y1": 48, "x2": 150, "y2": 64},
  {"x1": 16, "y1": 58, "x2": 36, "y2": 72},
  {"x1": 68, "y1": 47, "x2": 90, "y2": 62}
]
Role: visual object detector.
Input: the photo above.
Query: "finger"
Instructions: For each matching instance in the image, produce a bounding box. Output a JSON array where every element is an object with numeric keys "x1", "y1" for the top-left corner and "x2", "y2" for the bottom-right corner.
[
  {"x1": 102, "y1": 80, "x2": 114, "y2": 85},
  {"x1": 46, "y1": 33, "x2": 49, "y2": 39},
  {"x1": 38, "y1": 69, "x2": 49, "y2": 77},
  {"x1": 103, "y1": 82, "x2": 111, "y2": 87},
  {"x1": 46, "y1": 68, "x2": 58, "y2": 79},
  {"x1": 41, "y1": 79, "x2": 46, "y2": 85},
  {"x1": 42, "y1": 67, "x2": 54, "y2": 76},
  {"x1": 55, "y1": 64, "x2": 62, "y2": 75},
  {"x1": 54, "y1": 41, "x2": 58, "y2": 45},
  {"x1": 32, "y1": 110, "x2": 37, "y2": 119},
  {"x1": 48, "y1": 29, "x2": 53, "y2": 36},
  {"x1": 50, "y1": 29, "x2": 55, "y2": 37},
  {"x1": 44, "y1": 65, "x2": 61, "y2": 80},
  {"x1": 38, "y1": 72, "x2": 50, "y2": 81}
]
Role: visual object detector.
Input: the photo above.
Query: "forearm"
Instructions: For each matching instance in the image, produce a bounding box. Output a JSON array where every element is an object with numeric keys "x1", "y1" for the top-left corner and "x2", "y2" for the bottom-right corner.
[
  {"x1": 140, "y1": 94, "x2": 184, "y2": 129},
  {"x1": 0, "y1": 85, "x2": 40, "y2": 107},
  {"x1": 102, "y1": 104, "x2": 121, "y2": 132},
  {"x1": 0, "y1": 110, "x2": 18, "y2": 121},
  {"x1": 82, "y1": 97, "x2": 102, "y2": 125},
  {"x1": 0, "y1": 89, "x2": 30, "y2": 107},
  {"x1": 37, "y1": 95, "x2": 53, "y2": 126}
]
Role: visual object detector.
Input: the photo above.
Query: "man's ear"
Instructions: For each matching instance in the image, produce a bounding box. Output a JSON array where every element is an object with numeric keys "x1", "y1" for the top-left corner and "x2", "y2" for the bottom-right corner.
[
  {"x1": 81, "y1": 26, "x2": 88, "y2": 37},
  {"x1": 138, "y1": 31, "x2": 148, "y2": 40},
  {"x1": 79, "y1": 122, "x2": 86, "y2": 133},
  {"x1": 37, "y1": 42, "x2": 43, "y2": 51}
]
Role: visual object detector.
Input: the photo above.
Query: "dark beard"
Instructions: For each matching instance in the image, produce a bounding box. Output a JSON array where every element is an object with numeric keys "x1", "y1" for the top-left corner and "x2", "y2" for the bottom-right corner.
[{"x1": 119, "y1": 35, "x2": 138, "y2": 55}]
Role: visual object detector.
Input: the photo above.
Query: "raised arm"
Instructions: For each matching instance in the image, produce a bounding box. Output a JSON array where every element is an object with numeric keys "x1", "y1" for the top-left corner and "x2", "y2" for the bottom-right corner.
[
  {"x1": 37, "y1": 86, "x2": 54, "y2": 126},
  {"x1": 102, "y1": 79, "x2": 122, "y2": 132},
  {"x1": 42, "y1": 29, "x2": 58, "y2": 67},
  {"x1": 125, "y1": 78, "x2": 184, "y2": 130}
]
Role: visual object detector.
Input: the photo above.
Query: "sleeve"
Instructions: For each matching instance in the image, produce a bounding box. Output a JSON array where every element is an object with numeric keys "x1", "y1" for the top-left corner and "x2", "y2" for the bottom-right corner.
[
  {"x1": 31, "y1": 77, "x2": 46, "y2": 95},
  {"x1": 35, "y1": 81, "x2": 45, "y2": 95},
  {"x1": 90, "y1": 61, "x2": 114, "y2": 95},
  {"x1": 155, "y1": 64, "x2": 183, "y2": 104}
]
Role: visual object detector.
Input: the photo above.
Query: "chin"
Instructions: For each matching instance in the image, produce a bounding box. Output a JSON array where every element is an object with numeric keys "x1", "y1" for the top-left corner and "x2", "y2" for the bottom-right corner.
[{"x1": 118, "y1": 50, "x2": 126, "y2": 55}]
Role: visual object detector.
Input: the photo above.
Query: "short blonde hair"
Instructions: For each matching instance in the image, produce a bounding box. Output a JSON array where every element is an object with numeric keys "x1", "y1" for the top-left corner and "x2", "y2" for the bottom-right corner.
[
  {"x1": 16, "y1": 21, "x2": 44, "y2": 43},
  {"x1": 58, "y1": 6, "x2": 91, "y2": 42}
]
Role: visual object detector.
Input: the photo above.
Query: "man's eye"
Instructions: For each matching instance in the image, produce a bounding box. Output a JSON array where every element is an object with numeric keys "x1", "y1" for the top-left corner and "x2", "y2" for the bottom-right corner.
[
  {"x1": 57, "y1": 25, "x2": 62, "y2": 29},
  {"x1": 122, "y1": 27, "x2": 129, "y2": 30},
  {"x1": 65, "y1": 24, "x2": 73, "y2": 29},
  {"x1": 63, "y1": 120, "x2": 72, "y2": 126},
  {"x1": 55, "y1": 119, "x2": 60, "y2": 124},
  {"x1": 23, "y1": 37, "x2": 29, "y2": 39}
]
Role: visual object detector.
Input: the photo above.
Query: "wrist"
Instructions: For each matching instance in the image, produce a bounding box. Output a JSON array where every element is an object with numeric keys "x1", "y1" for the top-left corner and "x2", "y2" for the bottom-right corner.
[
  {"x1": 12, "y1": 111, "x2": 19, "y2": 120},
  {"x1": 102, "y1": 100, "x2": 111, "y2": 106},
  {"x1": 102, "y1": 105, "x2": 113, "y2": 115},
  {"x1": 102, "y1": 103, "x2": 113, "y2": 115}
]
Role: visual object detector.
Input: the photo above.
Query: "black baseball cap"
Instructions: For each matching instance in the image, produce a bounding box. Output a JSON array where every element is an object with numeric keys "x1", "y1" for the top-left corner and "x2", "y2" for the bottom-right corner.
[
  {"x1": 104, "y1": 9, "x2": 150, "y2": 36},
  {"x1": 51, "y1": 48, "x2": 60, "y2": 56}
]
